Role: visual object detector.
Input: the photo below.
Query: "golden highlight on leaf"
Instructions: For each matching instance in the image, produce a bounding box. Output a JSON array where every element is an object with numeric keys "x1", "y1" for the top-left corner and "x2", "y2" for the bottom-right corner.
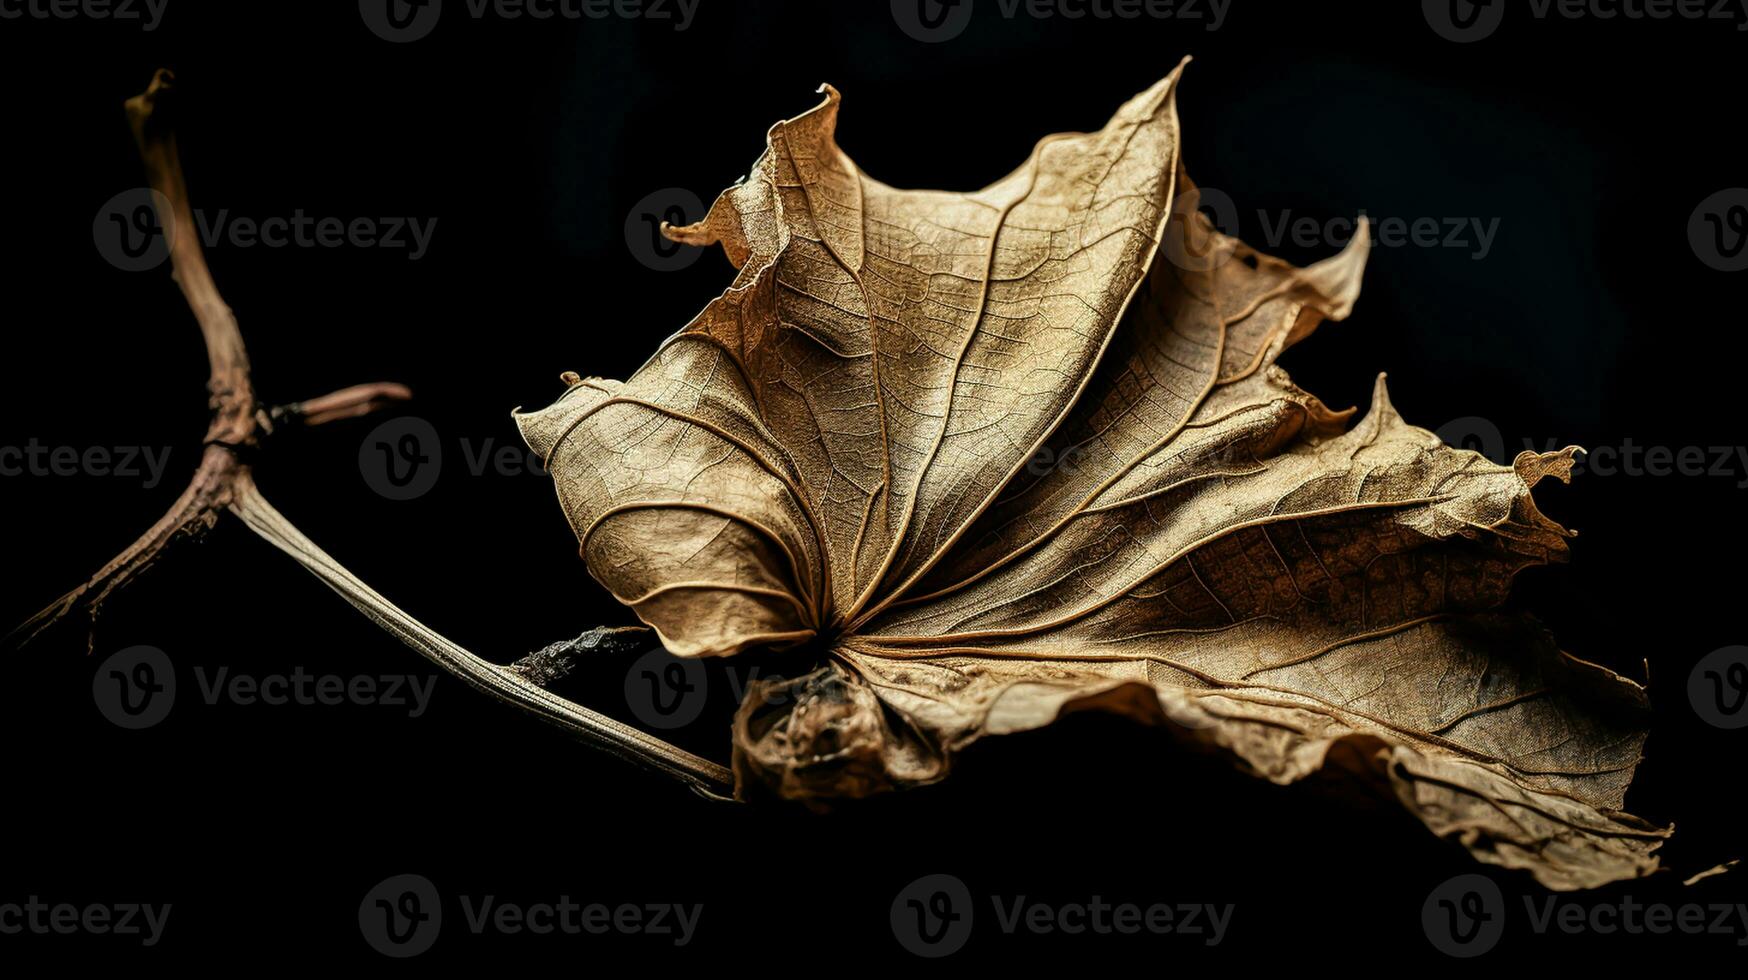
[{"x1": 516, "y1": 59, "x2": 1666, "y2": 890}]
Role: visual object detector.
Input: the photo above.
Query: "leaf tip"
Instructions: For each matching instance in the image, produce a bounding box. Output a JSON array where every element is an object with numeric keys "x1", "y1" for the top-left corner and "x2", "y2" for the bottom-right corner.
[
  {"x1": 1361, "y1": 372, "x2": 1402, "y2": 431},
  {"x1": 1298, "y1": 215, "x2": 1372, "y2": 321},
  {"x1": 1514, "y1": 445, "x2": 1583, "y2": 487}
]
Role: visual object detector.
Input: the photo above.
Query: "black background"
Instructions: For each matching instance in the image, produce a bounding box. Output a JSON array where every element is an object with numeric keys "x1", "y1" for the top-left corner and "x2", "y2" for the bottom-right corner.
[{"x1": 1, "y1": 0, "x2": 1744, "y2": 967}]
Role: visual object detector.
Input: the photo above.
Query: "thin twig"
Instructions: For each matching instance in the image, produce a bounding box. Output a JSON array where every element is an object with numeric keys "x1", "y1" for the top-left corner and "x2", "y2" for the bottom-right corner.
[
  {"x1": 271, "y1": 382, "x2": 414, "y2": 428},
  {"x1": 230, "y1": 478, "x2": 734, "y2": 796},
  {"x1": 3, "y1": 444, "x2": 240, "y2": 654},
  {"x1": 5, "y1": 68, "x2": 736, "y2": 800},
  {"x1": 4, "y1": 69, "x2": 253, "y2": 653}
]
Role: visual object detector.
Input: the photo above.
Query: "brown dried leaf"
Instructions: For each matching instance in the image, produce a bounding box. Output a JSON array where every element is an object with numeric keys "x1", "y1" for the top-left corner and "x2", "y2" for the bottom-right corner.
[{"x1": 515, "y1": 61, "x2": 1666, "y2": 889}]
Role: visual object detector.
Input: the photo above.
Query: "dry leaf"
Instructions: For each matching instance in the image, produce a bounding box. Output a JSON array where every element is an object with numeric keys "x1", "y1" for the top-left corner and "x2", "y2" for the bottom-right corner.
[{"x1": 514, "y1": 60, "x2": 1666, "y2": 890}]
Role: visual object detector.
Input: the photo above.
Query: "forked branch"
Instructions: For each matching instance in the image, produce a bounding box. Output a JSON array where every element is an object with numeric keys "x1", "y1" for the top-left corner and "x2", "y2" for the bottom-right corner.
[{"x1": 4, "y1": 69, "x2": 735, "y2": 800}]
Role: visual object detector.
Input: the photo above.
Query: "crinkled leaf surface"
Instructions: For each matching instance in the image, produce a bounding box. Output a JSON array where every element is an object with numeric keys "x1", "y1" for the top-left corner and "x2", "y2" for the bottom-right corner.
[{"x1": 515, "y1": 61, "x2": 1666, "y2": 890}]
